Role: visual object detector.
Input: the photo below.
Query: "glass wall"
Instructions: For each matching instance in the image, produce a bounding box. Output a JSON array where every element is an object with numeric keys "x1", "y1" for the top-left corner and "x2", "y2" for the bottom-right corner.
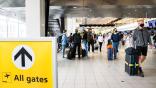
[
  {"x1": 0, "y1": 15, "x2": 26, "y2": 38},
  {"x1": 65, "y1": 17, "x2": 84, "y2": 36}
]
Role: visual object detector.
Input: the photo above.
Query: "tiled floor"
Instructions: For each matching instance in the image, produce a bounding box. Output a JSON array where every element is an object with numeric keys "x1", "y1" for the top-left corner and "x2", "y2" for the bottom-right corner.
[{"x1": 57, "y1": 46, "x2": 156, "y2": 88}]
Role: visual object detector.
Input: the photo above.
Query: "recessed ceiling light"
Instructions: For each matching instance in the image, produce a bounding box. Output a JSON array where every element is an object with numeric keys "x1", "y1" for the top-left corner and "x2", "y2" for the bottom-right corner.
[{"x1": 73, "y1": 7, "x2": 77, "y2": 9}]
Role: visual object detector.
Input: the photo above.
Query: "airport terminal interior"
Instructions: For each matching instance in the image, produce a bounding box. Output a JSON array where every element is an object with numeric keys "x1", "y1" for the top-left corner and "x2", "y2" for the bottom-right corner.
[{"x1": 1, "y1": 0, "x2": 156, "y2": 88}]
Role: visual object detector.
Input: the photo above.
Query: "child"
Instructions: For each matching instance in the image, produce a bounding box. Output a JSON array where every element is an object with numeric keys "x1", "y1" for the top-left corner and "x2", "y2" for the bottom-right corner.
[{"x1": 107, "y1": 39, "x2": 113, "y2": 60}]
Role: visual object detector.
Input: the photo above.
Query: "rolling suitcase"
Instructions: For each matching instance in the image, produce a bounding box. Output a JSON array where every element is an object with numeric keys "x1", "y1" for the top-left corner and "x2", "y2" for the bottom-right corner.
[
  {"x1": 125, "y1": 47, "x2": 139, "y2": 76},
  {"x1": 94, "y1": 43, "x2": 99, "y2": 50},
  {"x1": 107, "y1": 48, "x2": 113, "y2": 60},
  {"x1": 67, "y1": 46, "x2": 75, "y2": 60},
  {"x1": 125, "y1": 54, "x2": 139, "y2": 76},
  {"x1": 82, "y1": 49, "x2": 87, "y2": 57}
]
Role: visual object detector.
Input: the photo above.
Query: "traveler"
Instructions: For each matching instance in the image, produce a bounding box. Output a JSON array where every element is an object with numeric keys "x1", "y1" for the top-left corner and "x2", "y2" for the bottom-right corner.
[
  {"x1": 153, "y1": 33, "x2": 156, "y2": 48},
  {"x1": 111, "y1": 28, "x2": 120, "y2": 59},
  {"x1": 133, "y1": 23, "x2": 152, "y2": 77},
  {"x1": 82, "y1": 30, "x2": 88, "y2": 55},
  {"x1": 150, "y1": 30, "x2": 155, "y2": 48},
  {"x1": 103, "y1": 33, "x2": 106, "y2": 44},
  {"x1": 93, "y1": 31, "x2": 97, "y2": 43},
  {"x1": 119, "y1": 32, "x2": 124, "y2": 41},
  {"x1": 98, "y1": 33, "x2": 104, "y2": 52},
  {"x1": 121, "y1": 33, "x2": 125, "y2": 46},
  {"x1": 87, "y1": 28, "x2": 94, "y2": 52},
  {"x1": 73, "y1": 29, "x2": 82, "y2": 58},
  {"x1": 61, "y1": 30, "x2": 68, "y2": 58},
  {"x1": 118, "y1": 32, "x2": 124, "y2": 48},
  {"x1": 68, "y1": 33, "x2": 73, "y2": 47}
]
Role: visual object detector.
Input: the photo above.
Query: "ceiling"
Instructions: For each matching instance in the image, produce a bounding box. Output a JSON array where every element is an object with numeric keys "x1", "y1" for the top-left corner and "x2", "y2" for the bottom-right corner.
[
  {"x1": 0, "y1": 0, "x2": 156, "y2": 20},
  {"x1": 51, "y1": 5, "x2": 156, "y2": 18},
  {"x1": 50, "y1": 0, "x2": 156, "y2": 6},
  {"x1": 49, "y1": 0, "x2": 156, "y2": 18},
  {"x1": 1, "y1": 0, "x2": 156, "y2": 7}
]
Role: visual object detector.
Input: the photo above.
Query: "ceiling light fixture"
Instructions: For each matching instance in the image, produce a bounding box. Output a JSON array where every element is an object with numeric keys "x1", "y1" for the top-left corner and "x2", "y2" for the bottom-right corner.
[{"x1": 73, "y1": 7, "x2": 77, "y2": 9}]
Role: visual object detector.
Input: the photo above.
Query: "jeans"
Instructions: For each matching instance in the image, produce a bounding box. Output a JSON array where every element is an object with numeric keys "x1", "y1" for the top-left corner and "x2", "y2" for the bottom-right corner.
[
  {"x1": 82, "y1": 40, "x2": 88, "y2": 55},
  {"x1": 62, "y1": 45, "x2": 66, "y2": 57},
  {"x1": 113, "y1": 42, "x2": 119, "y2": 58}
]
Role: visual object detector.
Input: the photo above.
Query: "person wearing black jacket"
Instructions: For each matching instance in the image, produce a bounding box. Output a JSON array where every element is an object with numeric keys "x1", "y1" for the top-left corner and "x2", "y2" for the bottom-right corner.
[
  {"x1": 87, "y1": 28, "x2": 94, "y2": 52},
  {"x1": 73, "y1": 29, "x2": 82, "y2": 58},
  {"x1": 68, "y1": 33, "x2": 73, "y2": 47}
]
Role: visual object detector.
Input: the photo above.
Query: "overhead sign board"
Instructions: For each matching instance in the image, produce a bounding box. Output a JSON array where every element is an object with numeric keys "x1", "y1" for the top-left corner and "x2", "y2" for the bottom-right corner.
[{"x1": 0, "y1": 37, "x2": 57, "y2": 88}]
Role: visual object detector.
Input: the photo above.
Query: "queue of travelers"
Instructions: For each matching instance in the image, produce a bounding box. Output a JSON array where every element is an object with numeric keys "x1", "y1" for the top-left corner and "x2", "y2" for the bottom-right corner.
[{"x1": 59, "y1": 28, "x2": 122, "y2": 59}]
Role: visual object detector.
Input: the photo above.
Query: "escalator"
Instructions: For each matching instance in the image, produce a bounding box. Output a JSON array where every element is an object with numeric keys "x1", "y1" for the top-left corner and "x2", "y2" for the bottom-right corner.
[{"x1": 48, "y1": 19, "x2": 61, "y2": 36}]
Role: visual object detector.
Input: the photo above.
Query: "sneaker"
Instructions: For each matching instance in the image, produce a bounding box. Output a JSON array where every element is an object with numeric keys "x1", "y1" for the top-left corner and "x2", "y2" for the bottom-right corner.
[
  {"x1": 114, "y1": 57, "x2": 117, "y2": 59},
  {"x1": 78, "y1": 56, "x2": 81, "y2": 59},
  {"x1": 139, "y1": 72, "x2": 144, "y2": 77},
  {"x1": 138, "y1": 67, "x2": 144, "y2": 77}
]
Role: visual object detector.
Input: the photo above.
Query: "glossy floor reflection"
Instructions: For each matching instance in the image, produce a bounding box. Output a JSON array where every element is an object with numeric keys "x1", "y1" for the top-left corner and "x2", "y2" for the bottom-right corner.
[{"x1": 57, "y1": 47, "x2": 156, "y2": 88}]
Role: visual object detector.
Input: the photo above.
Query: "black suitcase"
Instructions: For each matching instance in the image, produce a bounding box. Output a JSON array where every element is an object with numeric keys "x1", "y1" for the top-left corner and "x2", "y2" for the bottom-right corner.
[
  {"x1": 125, "y1": 47, "x2": 139, "y2": 76},
  {"x1": 82, "y1": 49, "x2": 87, "y2": 57},
  {"x1": 107, "y1": 48, "x2": 113, "y2": 60},
  {"x1": 125, "y1": 54, "x2": 139, "y2": 76},
  {"x1": 67, "y1": 47, "x2": 75, "y2": 60},
  {"x1": 94, "y1": 43, "x2": 99, "y2": 50}
]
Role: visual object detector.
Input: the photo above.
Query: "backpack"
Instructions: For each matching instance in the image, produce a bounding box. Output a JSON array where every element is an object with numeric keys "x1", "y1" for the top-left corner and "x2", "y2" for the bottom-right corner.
[
  {"x1": 69, "y1": 36, "x2": 73, "y2": 43},
  {"x1": 57, "y1": 35, "x2": 62, "y2": 43},
  {"x1": 111, "y1": 33, "x2": 120, "y2": 42}
]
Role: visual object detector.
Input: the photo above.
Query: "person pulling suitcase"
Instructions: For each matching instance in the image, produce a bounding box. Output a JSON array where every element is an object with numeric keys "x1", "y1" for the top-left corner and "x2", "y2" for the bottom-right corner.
[{"x1": 133, "y1": 23, "x2": 152, "y2": 77}]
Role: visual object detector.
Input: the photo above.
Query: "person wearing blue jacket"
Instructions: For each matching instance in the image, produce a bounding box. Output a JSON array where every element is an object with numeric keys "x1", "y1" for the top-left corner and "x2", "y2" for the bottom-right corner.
[
  {"x1": 111, "y1": 28, "x2": 120, "y2": 59},
  {"x1": 61, "y1": 30, "x2": 68, "y2": 58}
]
